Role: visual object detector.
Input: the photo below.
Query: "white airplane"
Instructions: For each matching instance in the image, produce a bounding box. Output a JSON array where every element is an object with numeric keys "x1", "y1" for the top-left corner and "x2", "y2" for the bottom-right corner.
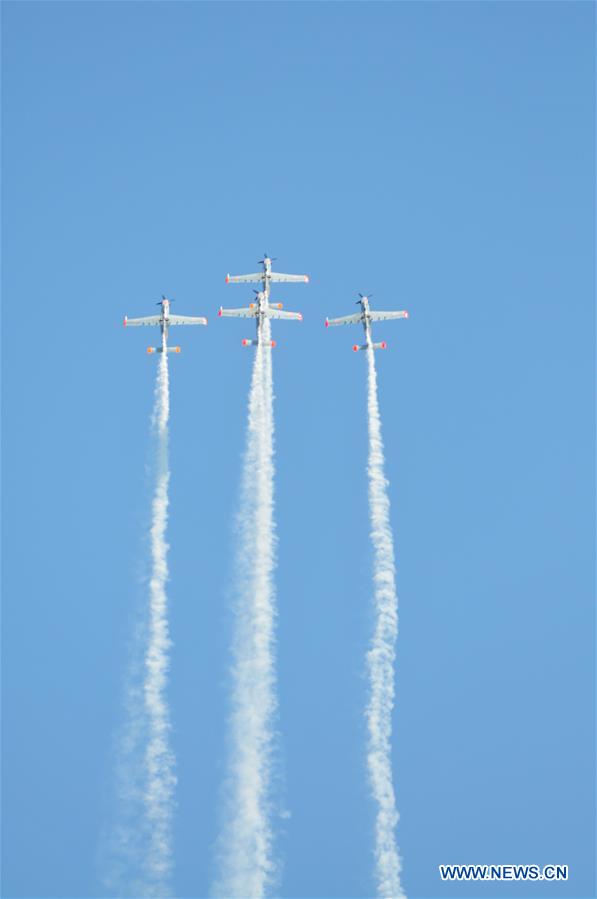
[
  {"x1": 218, "y1": 290, "x2": 302, "y2": 348},
  {"x1": 220, "y1": 254, "x2": 308, "y2": 347},
  {"x1": 123, "y1": 296, "x2": 207, "y2": 354},
  {"x1": 225, "y1": 253, "x2": 309, "y2": 286},
  {"x1": 325, "y1": 294, "x2": 408, "y2": 351}
]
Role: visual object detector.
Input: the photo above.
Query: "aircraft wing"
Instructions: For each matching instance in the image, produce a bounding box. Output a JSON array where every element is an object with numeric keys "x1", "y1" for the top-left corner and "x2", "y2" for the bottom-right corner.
[
  {"x1": 269, "y1": 272, "x2": 309, "y2": 283},
  {"x1": 325, "y1": 313, "x2": 362, "y2": 327},
  {"x1": 168, "y1": 314, "x2": 208, "y2": 326},
  {"x1": 124, "y1": 315, "x2": 161, "y2": 327},
  {"x1": 266, "y1": 309, "x2": 302, "y2": 321},
  {"x1": 218, "y1": 307, "x2": 255, "y2": 319},
  {"x1": 368, "y1": 310, "x2": 409, "y2": 322},
  {"x1": 225, "y1": 273, "x2": 263, "y2": 284}
]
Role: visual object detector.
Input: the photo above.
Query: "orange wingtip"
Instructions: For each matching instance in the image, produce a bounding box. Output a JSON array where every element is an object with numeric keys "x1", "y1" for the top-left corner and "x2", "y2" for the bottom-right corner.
[
  {"x1": 225, "y1": 275, "x2": 230, "y2": 283},
  {"x1": 325, "y1": 319, "x2": 329, "y2": 327},
  {"x1": 352, "y1": 345, "x2": 359, "y2": 352}
]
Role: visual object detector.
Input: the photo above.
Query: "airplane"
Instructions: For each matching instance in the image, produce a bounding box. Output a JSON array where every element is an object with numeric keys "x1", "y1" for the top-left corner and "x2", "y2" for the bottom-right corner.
[
  {"x1": 225, "y1": 253, "x2": 309, "y2": 287},
  {"x1": 218, "y1": 290, "x2": 302, "y2": 348},
  {"x1": 220, "y1": 255, "x2": 308, "y2": 347},
  {"x1": 325, "y1": 294, "x2": 408, "y2": 351},
  {"x1": 123, "y1": 296, "x2": 207, "y2": 354}
]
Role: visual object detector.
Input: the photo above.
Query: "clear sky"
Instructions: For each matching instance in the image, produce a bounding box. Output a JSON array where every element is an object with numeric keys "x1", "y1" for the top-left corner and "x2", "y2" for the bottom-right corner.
[{"x1": 2, "y1": 2, "x2": 594, "y2": 898}]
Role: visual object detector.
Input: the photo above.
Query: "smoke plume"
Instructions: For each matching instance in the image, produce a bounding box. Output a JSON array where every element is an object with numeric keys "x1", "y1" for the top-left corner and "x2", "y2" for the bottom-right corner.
[
  {"x1": 102, "y1": 345, "x2": 176, "y2": 898},
  {"x1": 214, "y1": 318, "x2": 278, "y2": 898},
  {"x1": 365, "y1": 346, "x2": 406, "y2": 899}
]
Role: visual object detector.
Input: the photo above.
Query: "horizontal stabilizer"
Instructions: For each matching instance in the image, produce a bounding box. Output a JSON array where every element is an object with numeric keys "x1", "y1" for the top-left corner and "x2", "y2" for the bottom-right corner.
[
  {"x1": 147, "y1": 346, "x2": 181, "y2": 354},
  {"x1": 241, "y1": 339, "x2": 276, "y2": 348},
  {"x1": 352, "y1": 341, "x2": 387, "y2": 352}
]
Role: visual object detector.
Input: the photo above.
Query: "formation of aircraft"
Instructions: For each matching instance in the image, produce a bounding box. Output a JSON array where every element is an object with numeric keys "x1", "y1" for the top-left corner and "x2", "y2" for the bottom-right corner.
[
  {"x1": 325, "y1": 294, "x2": 409, "y2": 351},
  {"x1": 123, "y1": 296, "x2": 207, "y2": 354},
  {"x1": 219, "y1": 254, "x2": 307, "y2": 347},
  {"x1": 123, "y1": 260, "x2": 408, "y2": 354}
]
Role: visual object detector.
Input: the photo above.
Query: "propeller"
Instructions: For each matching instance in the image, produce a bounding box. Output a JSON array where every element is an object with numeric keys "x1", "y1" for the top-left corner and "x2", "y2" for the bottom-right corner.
[
  {"x1": 356, "y1": 293, "x2": 372, "y2": 304},
  {"x1": 259, "y1": 252, "x2": 277, "y2": 264},
  {"x1": 157, "y1": 295, "x2": 174, "y2": 305}
]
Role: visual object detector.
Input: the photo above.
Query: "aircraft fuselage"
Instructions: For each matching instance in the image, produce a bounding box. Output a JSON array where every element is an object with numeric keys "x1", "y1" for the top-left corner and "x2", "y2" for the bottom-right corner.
[{"x1": 358, "y1": 297, "x2": 374, "y2": 346}]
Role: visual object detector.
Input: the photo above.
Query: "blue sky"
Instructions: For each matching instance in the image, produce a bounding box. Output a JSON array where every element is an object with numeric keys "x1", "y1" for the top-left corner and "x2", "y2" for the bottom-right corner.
[{"x1": 2, "y1": 2, "x2": 594, "y2": 897}]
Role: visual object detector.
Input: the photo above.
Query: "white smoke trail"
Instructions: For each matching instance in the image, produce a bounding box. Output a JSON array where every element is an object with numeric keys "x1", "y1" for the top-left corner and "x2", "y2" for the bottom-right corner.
[
  {"x1": 142, "y1": 345, "x2": 176, "y2": 895},
  {"x1": 101, "y1": 343, "x2": 176, "y2": 898},
  {"x1": 365, "y1": 345, "x2": 406, "y2": 899},
  {"x1": 214, "y1": 317, "x2": 278, "y2": 899}
]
